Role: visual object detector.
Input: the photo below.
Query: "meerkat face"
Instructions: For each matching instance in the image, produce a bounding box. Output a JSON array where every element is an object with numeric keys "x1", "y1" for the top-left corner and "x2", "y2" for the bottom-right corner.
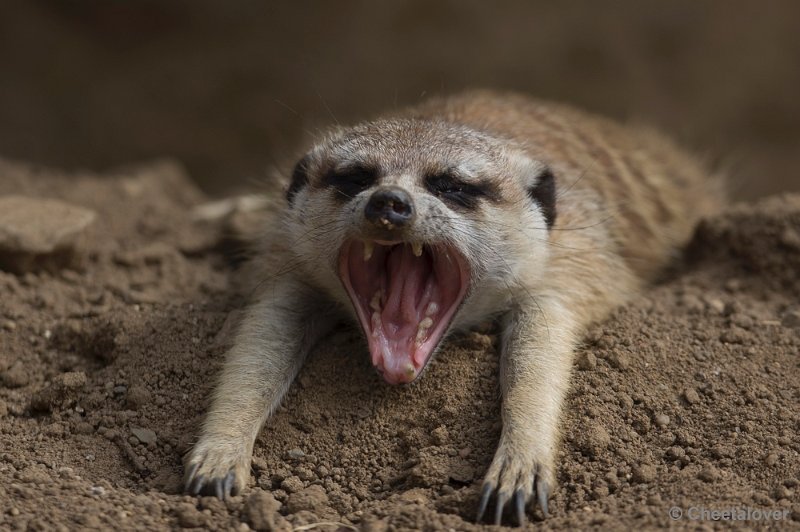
[{"x1": 285, "y1": 119, "x2": 556, "y2": 384}]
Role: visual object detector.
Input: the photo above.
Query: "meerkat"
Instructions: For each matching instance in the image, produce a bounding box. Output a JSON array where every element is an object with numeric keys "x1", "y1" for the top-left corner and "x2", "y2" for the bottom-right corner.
[{"x1": 183, "y1": 90, "x2": 723, "y2": 525}]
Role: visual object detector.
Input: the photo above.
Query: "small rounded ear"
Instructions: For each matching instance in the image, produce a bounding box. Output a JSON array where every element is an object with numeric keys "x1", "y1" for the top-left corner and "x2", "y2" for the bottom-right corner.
[
  {"x1": 527, "y1": 166, "x2": 556, "y2": 229},
  {"x1": 286, "y1": 153, "x2": 312, "y2": 205}
]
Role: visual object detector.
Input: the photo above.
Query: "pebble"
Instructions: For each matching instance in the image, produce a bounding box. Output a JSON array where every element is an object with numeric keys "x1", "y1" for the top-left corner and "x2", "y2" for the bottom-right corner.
[
  {"x1": 280, "y1": 475, "x2": 304, "y2": 493},
  {"x1": 286, "y1": 485, "x2": 330, "y2": 513},
  {"x1": 126, "y1": 385, "x2": 152, "y2": 409},
  {"x1": 705, "y1": 298, "x2": 725, "y2": 314},
  {"x1": 286, "y1": 448, "x2": 305, "y2": 460},
  {"x1": 0, "y1": 196, "x2": 96, "y2": 273},
  {"x1": 243, "y1": 490, "x2": 282, "y2": 531},
  {"x1": 131, "y1": 427, "x2": 157, "y2": 446},
  {"x1": 683, "y1": 388, "x2": 701, "y2": 405},
  {"x1": 576, "y1": 351, "x2": 597, "y2": 371},
  {"x1": 578, "y1": 425, "x2": 611, "y2": 458},
  {"x1": 765, "y1": 453, "x2": 779, "y2": 466},
  {"x1": 654, "y1": 414, "x2": 671, "y2": 428},
  {"x1": 781, "y1": 308, "x2": 800, "y2": 329}
]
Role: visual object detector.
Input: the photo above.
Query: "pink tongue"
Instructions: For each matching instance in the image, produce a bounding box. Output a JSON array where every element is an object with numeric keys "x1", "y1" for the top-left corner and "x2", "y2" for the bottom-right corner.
[{"x1": 373, "y1": 245, "x2": 432, "y2": 383}]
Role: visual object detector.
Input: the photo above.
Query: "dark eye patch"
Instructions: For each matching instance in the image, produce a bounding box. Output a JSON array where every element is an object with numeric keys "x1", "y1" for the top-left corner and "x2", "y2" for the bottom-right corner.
[
  {"x1": 424, "y1": 171, "x2": 499, "y2": 209},
  {"x1": 527, "y1": 167, "x2": 556, "y2": 229},
  {"x1": 323, "y1": 165, "x2": 378, "y2": 200}
]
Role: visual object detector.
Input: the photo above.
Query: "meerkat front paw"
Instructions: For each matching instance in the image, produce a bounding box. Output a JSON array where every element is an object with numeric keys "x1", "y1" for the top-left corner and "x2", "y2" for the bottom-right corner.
[
  {"x1": 183, "y1": 436, "x2": 251, "y2": 500},
  {"x1": 476, "y1": 438, "x2": 554, "y2": 526}
]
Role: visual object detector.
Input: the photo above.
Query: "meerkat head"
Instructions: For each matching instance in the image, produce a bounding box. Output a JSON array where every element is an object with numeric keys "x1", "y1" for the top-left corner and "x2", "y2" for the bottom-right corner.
[{"x1": 285, "y1": 118, "x2": 556, "y2": 384}]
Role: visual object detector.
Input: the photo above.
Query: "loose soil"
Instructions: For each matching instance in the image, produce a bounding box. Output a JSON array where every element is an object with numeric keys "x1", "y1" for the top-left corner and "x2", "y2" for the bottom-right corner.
[{"x1": 0, "y1": 158, "x2": 798, "y2": 530}]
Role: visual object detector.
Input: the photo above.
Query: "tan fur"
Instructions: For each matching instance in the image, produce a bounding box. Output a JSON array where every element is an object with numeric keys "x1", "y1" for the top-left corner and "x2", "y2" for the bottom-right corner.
[{"x1": 184, "y1": 90, "x2": 723, "y2": 521}]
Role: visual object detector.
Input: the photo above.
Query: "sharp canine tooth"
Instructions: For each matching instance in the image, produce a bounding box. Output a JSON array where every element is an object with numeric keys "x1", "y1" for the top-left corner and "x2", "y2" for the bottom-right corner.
[
  {"x1": 371, "y1": 311, "x2": 381, "y2": 337},
  {"x1": 425, "y1": 302, "x2": 439, "y2": 316},
  {"x1": 363, "y1": 241, "x2": 374, "y2": 261},
  {"x1": 412, "y1": 242, "x2": 423, "y2": 257}
]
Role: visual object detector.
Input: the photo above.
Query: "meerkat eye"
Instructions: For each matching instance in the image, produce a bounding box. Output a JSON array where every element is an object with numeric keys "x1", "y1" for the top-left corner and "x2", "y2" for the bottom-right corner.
[
  {"x1": 324, "y1": 165, "x2": 378, "y2": 200},
  {"x1": 425, "y1": 172, "x2": 497, "y2": 209}
]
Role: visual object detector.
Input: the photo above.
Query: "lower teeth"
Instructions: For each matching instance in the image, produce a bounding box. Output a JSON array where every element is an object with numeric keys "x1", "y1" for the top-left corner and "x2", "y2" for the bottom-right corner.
[
  {"x1": 370, "y1": 290, "x2": 382, "y2": 311},
  {"x1": 416, "y1": 317, "x2": 433, "y2": 343},
  {"x1": 371, "y1": 312, "x2": 381, "y2": 337}
]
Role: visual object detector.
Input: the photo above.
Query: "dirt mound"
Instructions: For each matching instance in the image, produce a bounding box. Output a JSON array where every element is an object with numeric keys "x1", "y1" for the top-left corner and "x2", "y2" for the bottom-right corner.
[{"x1": 0, "y1": 158, "x2": 797, "y2": 530}]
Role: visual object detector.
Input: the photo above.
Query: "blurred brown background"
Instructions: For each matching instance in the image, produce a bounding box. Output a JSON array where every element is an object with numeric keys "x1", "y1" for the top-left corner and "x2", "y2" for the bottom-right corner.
[{"x1": 1, "y1": 0, "x2": 798, "y2": 198}]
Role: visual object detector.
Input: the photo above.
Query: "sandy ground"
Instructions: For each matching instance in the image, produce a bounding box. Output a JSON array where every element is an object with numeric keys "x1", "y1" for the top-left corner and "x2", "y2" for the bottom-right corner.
[{"x1": 0, "y1": 157, "x2": 799, "y2": 531}]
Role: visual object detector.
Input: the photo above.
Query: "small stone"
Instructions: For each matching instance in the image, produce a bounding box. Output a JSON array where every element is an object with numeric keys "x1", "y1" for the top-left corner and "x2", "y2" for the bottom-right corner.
[
  {"x1": 576, "y1": 352, "x2": 597, "y2": 371},
  {"x1": 126, "y1": 385, "x2": 152, "y2": 409},
  {"x1": 779, "y1": 227, "x2": 800, "y2": 249},
  {"x1": 458, "y1": 447, "x2": 472, "y2": 458},
  {"x1": 765, "y1": 453, "x2": 779, "y2": 466},
  {"x1": 781, "y1": 309, "x2": 800, "y2": 329},
  {"x1": 666, "y1": 446, "x2": 685, "y2": 460},
  {"x1": 175, "y1": 502, "x2": 206, "y2": 528},
  {"x1": 578, "y1": 425, "x2": 611, "y2": 458},
  {"x1": 286, "y1": 485, "x2": 329, "y2": 513},
  {"x1": 705, "y1": 298, "x2": 725, "y2": 314},
  {"x1": 113, "y1": 385, "x2": 128, "y2": 396},
  {"x1": 244, "y1": 490, "x2": 283, "y2": 531},
  {"x1": 0, "y1": 196, "x2": 96, "y2": 273},
  {"x1": 654, "y1": 414, "x2": 671, "y2": 428},
  {"x1": 286, "y1": 448, "x2": 305, "y2": 460},
  {"x1": 131, "y1": 427, "x2": 157, "y2": 445},
  {"x1": 683, "y1": 388, "x2": 701, "y2": 405},
  {"x1": 697, "y1": 466, "x2": 720, "y2": 482},
  {"x1": 280, "y1": 475, "x2": 304, "y2": 493},
  {"x1": 631, "y1": 464, "x2": 657, "y2": 484}
]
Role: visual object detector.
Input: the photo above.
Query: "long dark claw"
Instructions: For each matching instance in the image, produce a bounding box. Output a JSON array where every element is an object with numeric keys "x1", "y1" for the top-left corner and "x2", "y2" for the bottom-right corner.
[
  {"x1": 476, "y1": 483, "x2": 493, "y2": 522},
  {"x1": 188, "y1": 474, "x2": 205, "y2": 496},
  {"x1": 494, "y1": 491, "x2": 509, "y2": 525},
  {"x1": 223, "y1": 471, "x2": 236, "y2": 499},
  {"x1": 514, "y1": 489, "x2": 526, "y2": 526},
  {"x1": 184, "y1": 463, "x2": 199, "y2": 488},
  {"x1": 536, "y1": 476, "x2": 550, "y2": 518},
  {"x1": 213, "y1": 477, "x2": 224, "y2": 500}
]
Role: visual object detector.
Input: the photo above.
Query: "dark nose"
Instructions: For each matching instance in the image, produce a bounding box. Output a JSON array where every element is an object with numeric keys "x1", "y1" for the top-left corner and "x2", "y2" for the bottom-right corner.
[{"x1": 364, "y1": 186, "x2": 415, "y2": 228}]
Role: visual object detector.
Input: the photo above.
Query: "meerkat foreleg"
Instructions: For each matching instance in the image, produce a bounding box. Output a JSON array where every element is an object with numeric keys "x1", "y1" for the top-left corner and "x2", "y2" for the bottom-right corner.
[
  {"x1": 184, "y1": 280, "x2": 336, "y2": 499},
  {"x1": 477, "y1": 295, "x2": 577, "y2": 525}
]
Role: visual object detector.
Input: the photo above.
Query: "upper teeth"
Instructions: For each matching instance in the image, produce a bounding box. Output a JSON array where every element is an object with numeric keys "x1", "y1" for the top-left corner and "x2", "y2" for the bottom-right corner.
[
  {"x1": 411, "y1": 242, "x2": 423, "y2": 257},
  {"x1": 363, "y1": 241, "x2": 374, "y2": 261}
]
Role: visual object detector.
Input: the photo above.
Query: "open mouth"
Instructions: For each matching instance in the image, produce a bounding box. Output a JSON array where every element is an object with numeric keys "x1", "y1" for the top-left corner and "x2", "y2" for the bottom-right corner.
[{"x1": 338, "y1": 239, "x2": 470, "y2": 384}]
